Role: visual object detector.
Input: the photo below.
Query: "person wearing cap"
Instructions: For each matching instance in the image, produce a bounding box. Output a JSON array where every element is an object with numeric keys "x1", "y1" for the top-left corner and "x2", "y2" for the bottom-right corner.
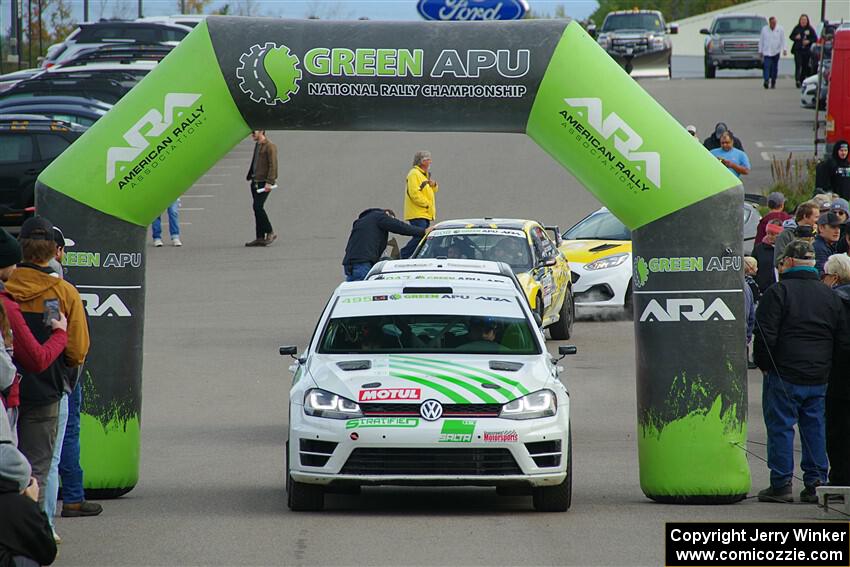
[
  {"x1": 245, "y1": 130, "x2": 278, "y2": 247},
  {"x1": 151, "y1": 200, "x2": 182, "y2": 248},
  {"x1": 44, "y1": 226, "x2": 103, "y2": 529},
  {"x1": 754, "y1": 239, "x2": 849, "y2": 503},
  {"x1": 710, "y1": 132, "x2": 750, "y2": 178},
  {"x1": 702, "y1": 122, "x2": 744, "y2": 151},
  {"x1": 815, "y1": 140, "x2": 850, "y2": 199},
  {"x1": 685, "y1": 125, "x2": 697, "y2": 138},
  {"x1": 0, "y1": 228, "x2": 67, "y2": 446},
  {"x1": 4, "y1": 217, "x2": 89, "y2": 509},
  {"x1": 755, "y1": 191, "x2": 791, "y2": 246},
  {"x1": 753, "y1": 220, "x2": 783, "y2": 293},
  {"x1": 774, "y1": 201, "x2": 819, "y2": 268},
  {"x1": 400, "y1": 150, "x2": 438, "y2": 259},
  {"x1": 822, "y1": 254, "x2": 850, "y2": 491},
  {"x1": 814, "y1": 211, "x2": 843, "y2": 275}
]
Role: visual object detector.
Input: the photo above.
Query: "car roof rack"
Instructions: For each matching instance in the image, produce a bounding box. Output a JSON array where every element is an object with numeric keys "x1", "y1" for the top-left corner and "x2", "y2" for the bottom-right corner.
[{"x1": 0, "y1": 114, "x2": 83, "y2": 131}]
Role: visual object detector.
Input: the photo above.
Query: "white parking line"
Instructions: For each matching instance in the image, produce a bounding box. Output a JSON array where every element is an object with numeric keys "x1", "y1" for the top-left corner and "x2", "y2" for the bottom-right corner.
[
  {"x1": 77, "y1": 285, "x2": 143, "y2": 290},
  {"x1": 181, "y1": 194, "x2": 215, "y2": 198},
  {"x1": 180, "y1": 207, "x2": 205, "y2": 211},
  {"x1": 192, "y1": 183, "x2": 222, "y2": 187}
]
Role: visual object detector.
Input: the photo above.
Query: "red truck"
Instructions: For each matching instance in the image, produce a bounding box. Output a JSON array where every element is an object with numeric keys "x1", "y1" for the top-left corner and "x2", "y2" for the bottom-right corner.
[{"x1": 826, "y1": 24, "x2": 850, "y2": 149}]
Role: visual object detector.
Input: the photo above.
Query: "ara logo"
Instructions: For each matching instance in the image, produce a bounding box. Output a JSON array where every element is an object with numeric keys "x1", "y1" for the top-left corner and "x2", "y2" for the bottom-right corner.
[
  {"x1": 105, "y1": 93, "x2": 202, "y2": 183},
  {"x1": 80, "y1": 293, "x2": 132, "y2": 317},
  {"x1": 563, "y1": 97, "x2": 661, "y2": 188},
  {"x1": 639, "y1": 298, "x2": 735, "y2": 322},
  {"x1": 417, "y1": 0, "x2": 529, "y2": 21}
]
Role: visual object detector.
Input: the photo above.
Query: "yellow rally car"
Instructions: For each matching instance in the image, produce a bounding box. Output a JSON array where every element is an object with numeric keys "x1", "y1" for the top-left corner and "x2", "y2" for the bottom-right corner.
[{"x1": 413, "y1": 218, "x2": 575, "y2": 339}]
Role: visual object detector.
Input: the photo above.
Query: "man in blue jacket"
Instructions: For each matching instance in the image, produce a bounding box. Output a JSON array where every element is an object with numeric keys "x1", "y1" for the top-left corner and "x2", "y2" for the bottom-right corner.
[{"x1": 342, "y1": 209, "x2": 427, "y2": 282}]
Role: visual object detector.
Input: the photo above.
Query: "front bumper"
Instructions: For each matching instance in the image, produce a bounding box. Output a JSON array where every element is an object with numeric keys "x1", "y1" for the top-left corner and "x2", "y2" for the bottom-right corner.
[
  {"x1": 289, "y1": 406, "x2": 570, "y2": 487},
  {"x1": 606, "y1": 48, "x2": 670, "y2": 77},
  {"x1": 707, "y1": 53, "x2": 761, "y2": 69},
  {"x1": 570, "y1": 259, "x2": 631, "y2": 308}
]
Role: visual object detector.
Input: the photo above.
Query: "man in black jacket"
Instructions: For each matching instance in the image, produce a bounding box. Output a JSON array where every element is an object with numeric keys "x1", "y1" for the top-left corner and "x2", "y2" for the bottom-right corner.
[
  {"x1": 342, "y1": 209, "x2": 427, "y2": 281},
  {"x1": 754, "y1": 240, "x2": 849, "y2": 503},
  {"x1": 703, "y1": 122, "x2": 744, "y2": 151}
]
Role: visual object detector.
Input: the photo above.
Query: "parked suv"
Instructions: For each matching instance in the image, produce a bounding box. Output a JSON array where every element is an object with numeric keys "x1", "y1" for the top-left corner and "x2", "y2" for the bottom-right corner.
[
  {"x1": 42, "y1": 20, "x2": 191, "y2": 68},
  {"x1": 701, "y1": 14, "x2": 767, "y2": 78},
  {"x1": 589, "y1": 9, "x2": 677, "y2": 78},
  {"x1": 0, "y1": 115, "x2": 86, "y2": 229}
]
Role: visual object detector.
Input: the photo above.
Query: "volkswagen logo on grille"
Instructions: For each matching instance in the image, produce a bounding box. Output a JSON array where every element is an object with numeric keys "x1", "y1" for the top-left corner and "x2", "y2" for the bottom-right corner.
[{"x1": 419, "y1": 399, "x2": 443, "y2": 421}]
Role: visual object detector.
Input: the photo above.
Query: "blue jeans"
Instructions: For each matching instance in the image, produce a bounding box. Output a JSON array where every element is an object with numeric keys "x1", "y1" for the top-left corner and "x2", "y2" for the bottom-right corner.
[
  {"x1": 152, "y1": 200, "x2": 180, "y2": 239},
  {"x1": 43, "y1": 393, "x2": 68, "y2": 528},
  {"x1": 344, "y1": 262, "x2": 372, "y2": 282},
  {"x1": 399, "y1": 218, "x2": 430, "y2": 259},
  {"x1": 762, "y1": 371, "x2": 828, "y2": 488},
  {"x1": 762, "y1": 54, "x2": 779, "y2": 83},
  {"x1": 59, "y1": 380, "x2": 84, "y2": 504}
]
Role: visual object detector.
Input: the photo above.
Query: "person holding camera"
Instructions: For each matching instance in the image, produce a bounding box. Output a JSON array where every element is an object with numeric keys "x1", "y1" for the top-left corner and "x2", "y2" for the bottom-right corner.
[{"x1": 400, "y1": 151, "x2": 439, "y2": 259}]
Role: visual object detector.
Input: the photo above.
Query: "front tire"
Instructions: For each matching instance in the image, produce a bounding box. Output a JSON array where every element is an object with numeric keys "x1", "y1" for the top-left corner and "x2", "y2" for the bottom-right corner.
[
  {"x1": 286, "y1": 439, "x2": 325, "y2": 511},
  {"x1": 533, "y1": 430, "x2": 572, "y2": 512},
  {"x1": 548, "y1": 290, "x2": 574, "y2": 340},
  {"x1": 704, "y1": 58, "x2": 716, "y2": 78}
]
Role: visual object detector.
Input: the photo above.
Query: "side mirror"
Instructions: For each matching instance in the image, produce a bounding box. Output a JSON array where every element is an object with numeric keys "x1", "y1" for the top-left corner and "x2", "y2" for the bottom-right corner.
[
  {"x1": 538, "y1": 258, "x2": 557, "y2": 268},
  {"x1": 669, "y1": 23, "x2": 679, "y2": 35},
  {"x1": 533, "y1": 311, "x2": 543, "y2": 327},
  {"x1": 699, "y1": 28, "x2": 710, "y2": 35},
  {"x1": 556, "y1": 345, "x2": 577, "y2": 362},
  {"x1": 279, "y1": 345, "x2": 298, "y2": 358},
  {"x1": 587, "y1": 24, "x2": 597, "y2": 38}
]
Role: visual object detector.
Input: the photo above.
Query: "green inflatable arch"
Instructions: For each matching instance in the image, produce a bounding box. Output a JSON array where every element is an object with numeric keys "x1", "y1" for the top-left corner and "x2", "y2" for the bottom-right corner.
[{"x1": 36, "y1": 17, "x2": 749, "y2": 503}]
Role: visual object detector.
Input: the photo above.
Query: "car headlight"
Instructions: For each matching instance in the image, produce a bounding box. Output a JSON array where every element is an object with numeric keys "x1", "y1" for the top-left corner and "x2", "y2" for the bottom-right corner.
[
  {"x1": 597, "y1": 36, "x2": 610, "y2": 48},
  {"x1": 303, "y1": 388, "x2": 363, "y2": 419},
  {"x1": 585, "y1": 253, "x2": 629, "y2": 271},
  {"x1": 650, "y1": 36, "x2": 665, "y2": 49},
  {"x1": 500, "y1": 389, "x2": 557, "y2": 420}
]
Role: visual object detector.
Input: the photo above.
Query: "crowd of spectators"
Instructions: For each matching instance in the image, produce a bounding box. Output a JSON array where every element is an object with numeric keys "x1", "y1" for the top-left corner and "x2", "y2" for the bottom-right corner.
[
  {"x1": 0, "y1": 217, "x2": 100, "y2": 566},
  {"x1": 746, "y1": 193, "x2": 850, "y2": 504}
]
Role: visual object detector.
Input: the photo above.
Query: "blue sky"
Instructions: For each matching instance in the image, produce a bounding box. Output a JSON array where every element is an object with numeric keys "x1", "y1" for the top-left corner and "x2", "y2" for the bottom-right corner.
[{"x1": 3, "y1": 0, "x2": 597, "y2": 26}]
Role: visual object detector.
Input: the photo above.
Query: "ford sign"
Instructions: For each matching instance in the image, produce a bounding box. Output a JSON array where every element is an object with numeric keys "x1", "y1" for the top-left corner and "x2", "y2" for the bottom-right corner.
[{"x1": 417, "y1": 0, "x2": 529, "y2": 21}]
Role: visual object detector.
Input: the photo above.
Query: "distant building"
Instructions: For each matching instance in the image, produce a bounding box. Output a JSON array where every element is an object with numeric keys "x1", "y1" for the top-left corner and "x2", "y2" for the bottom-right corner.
[{"x1": 670, "y1": 0, "x2": 849, "y2": 57}]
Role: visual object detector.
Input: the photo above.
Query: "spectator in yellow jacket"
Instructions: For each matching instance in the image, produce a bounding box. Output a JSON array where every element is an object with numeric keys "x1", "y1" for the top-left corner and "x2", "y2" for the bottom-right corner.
[{"x1": 400, "y1": 150, "x2": 438, "y2": 259}]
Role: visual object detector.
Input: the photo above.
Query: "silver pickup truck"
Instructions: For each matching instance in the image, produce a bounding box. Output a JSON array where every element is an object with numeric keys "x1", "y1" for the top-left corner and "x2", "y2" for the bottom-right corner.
[
  {"x1": 589, "y1": 9, "x2": 677, "y2": 78},
  {"x1": 701, "y1": 14, "x2": 767, "y2": 78}
]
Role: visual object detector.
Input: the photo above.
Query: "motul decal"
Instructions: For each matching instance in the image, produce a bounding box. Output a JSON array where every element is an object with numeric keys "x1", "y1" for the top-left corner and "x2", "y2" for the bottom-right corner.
[{"x1": 358, "y1": 388, "x2": 421, "y2": 402}]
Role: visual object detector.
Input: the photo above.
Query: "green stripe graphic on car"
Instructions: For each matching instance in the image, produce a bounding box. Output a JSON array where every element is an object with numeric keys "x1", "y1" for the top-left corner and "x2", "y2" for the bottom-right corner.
[
  {"x1": 387, "y1": 371, "x2": 469, "y2": 403},
  {"x1": 392, "y1": 355, "x2": 531, "y2": 396},
  {"x1": 390, "y1": 359, "x2": 516, "y2": 401},
  {"x1": 390, "y1": 361, "x2": 499, "y2": 403}
]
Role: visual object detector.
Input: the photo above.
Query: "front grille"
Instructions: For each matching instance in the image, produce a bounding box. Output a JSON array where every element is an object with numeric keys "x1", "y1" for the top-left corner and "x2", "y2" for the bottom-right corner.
[
  {"x1": 299, "y1": 438, "x2": 337, "y2": 467},
  {"x1": 575, "y1": 284, "x2": 614, "y2": 303},
  {"x1": 361, "y1": 403, "x2": 502, "y2": 417},
  {"x1": 341, "y1": 448, "x2": 522, "y2": 475},
  {"x1": 526, "y1": 440, "x2": 562, "y2": 468},
  {"x1": 611, "y1": 38, "x2": 649, "y2": 55},
  {"x1": 721, "y1": 40, "x2": 758, "y2": 53}
]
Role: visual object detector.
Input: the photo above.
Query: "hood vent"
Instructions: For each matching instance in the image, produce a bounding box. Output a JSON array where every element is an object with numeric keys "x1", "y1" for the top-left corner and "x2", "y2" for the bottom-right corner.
[
  {"x1": 337, "y1": 360, "x2": 371, "y2": 371},
  {"x1": 589, "y1": 243, "x2": 620, "y2": 253},
  {"x1": 489, "y1": 361, "x2": 524, "y2": 372}
]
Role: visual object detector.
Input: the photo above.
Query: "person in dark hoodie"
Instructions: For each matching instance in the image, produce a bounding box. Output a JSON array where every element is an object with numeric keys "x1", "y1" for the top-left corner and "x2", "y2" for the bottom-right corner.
[
  {"x1": 5, "y1": 217, "x2": 89, "y2": 507},
  {"x1": 342, "y1": 209, "x2": 427, "y2": 281},
  {"x1": 703, "y1": 122, "x2": 744, "y2": 152},
  {"x1": 821, "y1": 254, "x2": 850, "y2": 493},
  {"x1": 754, "y1": 240, "x2": 850, "y2": 503},
  {"x1": 0, "y1": 228, "x2": 67, "y2": 445},
  {"x1": 0, "y1": 408, "x2": 57, "y2": 567},
  {"x1": 815, "y1": 141, "x2": 850, "y2": 199}
]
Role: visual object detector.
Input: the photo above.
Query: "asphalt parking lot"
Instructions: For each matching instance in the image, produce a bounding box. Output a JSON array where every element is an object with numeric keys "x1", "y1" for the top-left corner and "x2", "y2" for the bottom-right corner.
[{"x1": 52, "y1": 68, "x2": 842, "y2": 566}]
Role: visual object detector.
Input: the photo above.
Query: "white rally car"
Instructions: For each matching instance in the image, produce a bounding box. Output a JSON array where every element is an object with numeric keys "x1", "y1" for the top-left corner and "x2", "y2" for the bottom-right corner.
[{"x1": 282, "y1": 260, "x2": 574, "y2": 512}]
